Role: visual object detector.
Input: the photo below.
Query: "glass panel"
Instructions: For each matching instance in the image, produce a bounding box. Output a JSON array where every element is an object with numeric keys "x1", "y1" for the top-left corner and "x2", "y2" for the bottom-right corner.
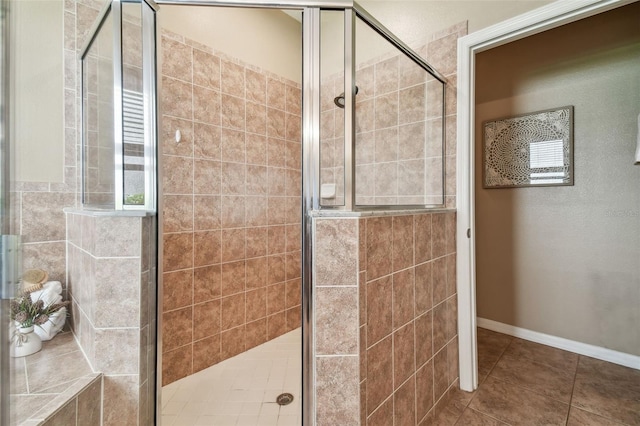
[
  {"x1": 354, "y1": 17, "x2": 445, "y2": 206},
  {"x1": 320, "y1": 10, "x2": 345, "y2": 206},
  {"x1": 424, "y1": 73, "x2": 445, "y2": 206},
  {"x1": 0, "y1": 0, "x2": 12, "y2": 421},
  {"x1": 82, "y1": 10, "x2": 115, "y2": 208},
  {"x1": 122, "y1": 2, "x2": 145, "y2": 206}
]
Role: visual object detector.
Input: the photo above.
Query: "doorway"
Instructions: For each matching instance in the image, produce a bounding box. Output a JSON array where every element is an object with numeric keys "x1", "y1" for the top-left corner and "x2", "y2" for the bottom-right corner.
[{"x1": 456, "y1": 0, "x2": 640, "y2": 392}]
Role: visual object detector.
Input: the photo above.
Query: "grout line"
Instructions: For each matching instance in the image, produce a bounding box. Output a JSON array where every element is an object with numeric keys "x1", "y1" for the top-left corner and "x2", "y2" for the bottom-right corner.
[
  {"x1": 482, "y1": 337, "x2": 513, "y2": 386},
  {"x1": 565, "y1": 354, "x2": 581, "y2": 425},
  {"x1": 465, "y1": 407, "x2": 509, "y2": 425}
]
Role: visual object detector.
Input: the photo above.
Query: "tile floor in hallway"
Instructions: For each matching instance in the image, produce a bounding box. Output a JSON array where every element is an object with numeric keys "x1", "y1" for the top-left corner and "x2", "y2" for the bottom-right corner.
[
  {"x1": 434, "y1": 327, "x2": 640, "y2": 425},
  {"x1": 162, "y1": 329, "x2": 301, "y2": 426}
]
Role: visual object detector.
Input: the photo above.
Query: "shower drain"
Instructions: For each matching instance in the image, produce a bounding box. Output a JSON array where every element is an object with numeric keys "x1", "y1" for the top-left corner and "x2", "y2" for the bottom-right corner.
[{"x1": 276, "y1": 393, "x2": 294, "y2": 406}]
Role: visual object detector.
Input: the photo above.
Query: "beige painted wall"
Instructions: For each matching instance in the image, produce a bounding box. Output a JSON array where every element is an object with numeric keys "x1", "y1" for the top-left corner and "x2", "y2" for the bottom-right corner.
[
  {"x1": 158, "y1": 2, "x2": 552, "y2": 84},
  {"x1": 359, "y1": 0, "x2": 552, "y2": 47},
  {"x1": 158, "y1": 6, "x2": 302, "y2": 83},
  {"x1": 320, "y1": 1, "x2": 551, "y2": 77},
  {"x1": 475, "y1": 3, "x2": 640, "y2": 356},
  {"x1": 12, "y1": 0, "x2": 64, "y2": 183}
]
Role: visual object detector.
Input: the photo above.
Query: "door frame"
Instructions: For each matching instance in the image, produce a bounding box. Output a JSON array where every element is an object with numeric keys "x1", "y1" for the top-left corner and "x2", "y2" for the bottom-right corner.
[{"x1": 455, "y1": 0, "x2": 637, "y2": 392}]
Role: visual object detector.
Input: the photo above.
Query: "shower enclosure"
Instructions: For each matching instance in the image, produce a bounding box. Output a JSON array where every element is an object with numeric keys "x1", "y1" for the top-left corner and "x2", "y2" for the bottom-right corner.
[
  {"x1": 148, "y1": 3, "x2": 448, "y2": 423},
  {"x1": 1, "y1": 0, "x2": 449, "y2": 423}
]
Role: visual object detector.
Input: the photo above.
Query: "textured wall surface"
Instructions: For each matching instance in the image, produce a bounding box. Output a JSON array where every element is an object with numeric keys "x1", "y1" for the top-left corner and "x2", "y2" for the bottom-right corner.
[
  {"x1": 67, "y1": 211, "x2": 156, "y2": 425},
  {"x1": 314, "y1": 218, "x2": 361, "y2": 425},
  {"x1": 313, "y1": 210, "x2": 458, "y2": 425},
  {"x1": 359, "y1": 211, "x2": 458, "y2": 425},
  {"x1": 320, "y1": 21, "x2": 465, "y2": 209},
  {"x1": 38, "y1": 375, "x2": 103, "y2": 426},
  {"x1": 475, "y1": 3, "x2": 640, "y2": 356}
]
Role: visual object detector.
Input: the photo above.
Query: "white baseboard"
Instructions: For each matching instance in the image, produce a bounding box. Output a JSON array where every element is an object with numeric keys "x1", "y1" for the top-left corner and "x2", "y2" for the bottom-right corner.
[{"x1": 477, "y1": 317, "x2": 640, "y2": 370}]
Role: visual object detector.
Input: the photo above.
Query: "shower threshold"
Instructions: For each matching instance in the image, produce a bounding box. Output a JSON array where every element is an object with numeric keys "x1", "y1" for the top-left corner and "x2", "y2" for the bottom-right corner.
[{"x1": 161, "y1": 328, "x2": 301, "y2": 426}]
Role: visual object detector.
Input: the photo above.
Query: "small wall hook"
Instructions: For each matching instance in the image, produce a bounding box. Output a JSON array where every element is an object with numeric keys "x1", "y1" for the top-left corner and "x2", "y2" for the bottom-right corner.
[{"x1": 175, "y1": 129, "x2": 181, "y2": 143}]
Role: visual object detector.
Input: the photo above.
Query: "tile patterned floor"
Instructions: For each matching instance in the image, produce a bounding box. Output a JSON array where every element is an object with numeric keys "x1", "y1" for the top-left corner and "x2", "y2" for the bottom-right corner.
[
  {"x1": 161, "y1": 327, "x2": 640, "y2": 425},
  {"x1": 433, "y1": 328, "x2": 640, "y2": 425},
  {"x1": 161, "y1": 329, "x2": 301, "y2": 426},
  {"x1": 10, "y1": 330, "x2": 98, "y2": 425}
]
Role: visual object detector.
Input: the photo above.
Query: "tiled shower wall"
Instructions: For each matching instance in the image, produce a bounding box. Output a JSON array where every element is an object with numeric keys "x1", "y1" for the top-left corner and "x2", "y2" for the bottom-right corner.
[
  {"x1": 313, "y1": 217, "x2": 361, "y2": 425},
  {"x1": 353, "y1": 53, "x2": 444, "y2": 206},
  {"x1": 360, "y1": 212, "x2": 458, "y2": 425},
  {"x1": 424, "y1": 22, "x2": 467, "y2": 209},
  {"x1": 320, "y1": 49, "x2": 443, "y2": 206},
  {"x1": 320, "y1": 22, "x2": 466, "y2": 209},
  {"x1": 66, "y1": 211, "x2": 157, "y2": 425},
  {"x1": 313, "y1": 210, "x2": 458, "y2": 425},
  {"x1": 160, "y1": 30, "x2": 303, "y2": 385}
]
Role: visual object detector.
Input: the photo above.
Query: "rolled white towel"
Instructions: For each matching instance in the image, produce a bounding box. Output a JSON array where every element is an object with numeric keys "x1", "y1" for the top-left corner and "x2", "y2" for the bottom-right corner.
[
  {"x1": 43, "y1": 281, "x2": 62, "y2": 295},
  {"x1": 34, "y1": 307, "x2": 67, "y2": 341},
  {"x1": 29, "y1": 281, "x2": 63, "y2": 306}
]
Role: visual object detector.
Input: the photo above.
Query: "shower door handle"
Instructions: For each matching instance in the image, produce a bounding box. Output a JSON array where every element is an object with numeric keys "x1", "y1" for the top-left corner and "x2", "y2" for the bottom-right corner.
[{"x1": 1, "y1": 234, "x2": 20, "y2": 299}]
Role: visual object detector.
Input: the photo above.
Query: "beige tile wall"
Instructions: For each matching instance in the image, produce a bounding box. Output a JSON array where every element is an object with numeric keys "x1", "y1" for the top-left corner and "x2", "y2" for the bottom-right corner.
[
  {"x1": 320, "y1": 45, "x2": 443, "y2": 207},
  {"x1": 314, "y1": 218, "x2": 361, "y2": 425},
  {"x1": 425, "y1": 21, "x2": 468, "y2": 209},
  {"x1": 360, "y1": 211, "x2": 458, "y2": 425},
  {"x1": 313, "y1": 24, "x2": 466, "y2": 426},
  {"x1": 66, "y1": 211, "x2": 157, "y2": 425},
  {"x1": 354, "y1": 48, "x2": 444, "y2": 206},
  {"x1": 159, "y1": 30, "x2": 303, "y2": 385},
  {"x1": 320, "y1": 22, "x2": 466, "y2": 209},
  {"x1": 313, "y1": 210, "x2": 457, "y2": 426},
  {"x1": 36, "y1": 375, "x2": 102, "y2": 426},
  {"x1": 318, "y1": 74, "x2": 346, "y2": 206}
]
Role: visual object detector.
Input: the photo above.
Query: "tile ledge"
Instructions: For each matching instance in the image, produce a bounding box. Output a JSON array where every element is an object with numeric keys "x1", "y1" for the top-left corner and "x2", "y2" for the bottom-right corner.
[
  {"x1": 13, "y1": 331, "x2": 101, "y2": 426},
  {"x1": 310, "y1": 207, "x2": 455, "y2": 218},
  {"x1": 18, "y1": 373, "x2": 102, "y2": 426},
  {"x1": 64, "y1": 207, "x2": 154, "y2": 217}
]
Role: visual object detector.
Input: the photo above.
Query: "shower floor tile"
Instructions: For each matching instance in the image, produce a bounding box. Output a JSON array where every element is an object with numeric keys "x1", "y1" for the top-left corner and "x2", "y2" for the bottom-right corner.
[{"x1": 162, "y1": 329, "x2": 302, "y2": 426}]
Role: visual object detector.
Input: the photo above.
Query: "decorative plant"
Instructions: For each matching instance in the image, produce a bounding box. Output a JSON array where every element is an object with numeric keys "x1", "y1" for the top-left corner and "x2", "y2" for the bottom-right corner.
[
  {"x1": 125, "y1": 193, "x2": 145, "y2": 205},
  {"x1": 10, "y1": 292, "x2": 69, "y2": 329}
]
